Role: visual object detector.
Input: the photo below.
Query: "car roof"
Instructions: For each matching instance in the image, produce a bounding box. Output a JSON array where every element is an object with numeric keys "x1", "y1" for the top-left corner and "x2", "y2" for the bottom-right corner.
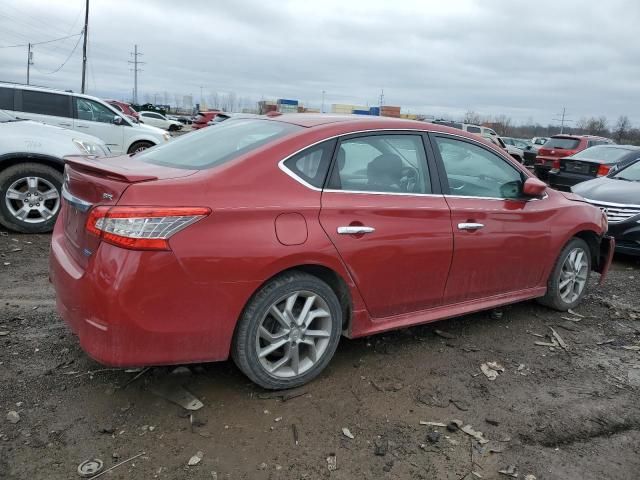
[
  {"x1": 551, "y1": 134, "x2": 611, "y2": 140},
  {"x1": 265, "y1": 113, "x2": 430, "y2": 129},
  {"x1": 583, "y1": 144, "x2": 640, "y2": 150},
  {"x1": 0, "y1": 81, "x2": 114, "y2": 105}
]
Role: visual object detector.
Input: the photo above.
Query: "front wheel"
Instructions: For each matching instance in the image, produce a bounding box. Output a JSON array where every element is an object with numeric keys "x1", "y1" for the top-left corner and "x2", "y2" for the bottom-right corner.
[
  {"x1": 538, "y1": 238, "x2": 591, "y2": 311},
  {"x1": 0, "y1": 163, "x2": 62, "y2": 233},
  {"x1": 127, "y1": 141, "x2": 154, "y2": 155},
  {"x1": 232, "y1": 272, "x2": 343, "y2": 390}
]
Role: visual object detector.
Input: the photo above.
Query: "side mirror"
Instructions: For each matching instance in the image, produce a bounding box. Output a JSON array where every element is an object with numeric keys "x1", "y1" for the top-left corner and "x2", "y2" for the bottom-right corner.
[
  {"x1": 522, "y1": 177, "x2": 547, "y2": 197},
  {"x1": 113, "y1": 115, "x2": 124, "y2": 125}
]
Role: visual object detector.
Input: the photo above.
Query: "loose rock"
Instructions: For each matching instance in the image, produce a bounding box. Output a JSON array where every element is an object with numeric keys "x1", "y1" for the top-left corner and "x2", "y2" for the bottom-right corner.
[{"x1": 6, "y1": 411, "x2": 20, "y2": 424}]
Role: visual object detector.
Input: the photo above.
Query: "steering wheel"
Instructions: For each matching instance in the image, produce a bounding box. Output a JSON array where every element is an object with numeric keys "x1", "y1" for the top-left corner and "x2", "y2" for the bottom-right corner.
[{"x1": 400, "y1": 167, "x2": 420, "y2": 192}]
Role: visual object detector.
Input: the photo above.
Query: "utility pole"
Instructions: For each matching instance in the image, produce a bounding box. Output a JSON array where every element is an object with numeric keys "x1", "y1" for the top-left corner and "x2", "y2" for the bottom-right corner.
[
  {"x1": 128, "y1": 45, "x2": 145, "y2": 104},
  {"x1": 552, "y1": 107, "x2": 573, "y2": 134},
  {"x1": 26, "y1": 43, "x2": 33, "y2": 85},
  {"x1": 379, "y1": 89, "x2": 385, "y2": 108},
  {"x1": 321, "y1": 90, "x2": 325, "y2": 113},
  {"x1": 80, "y1": 0, "x2": 89, "y2": 93}
]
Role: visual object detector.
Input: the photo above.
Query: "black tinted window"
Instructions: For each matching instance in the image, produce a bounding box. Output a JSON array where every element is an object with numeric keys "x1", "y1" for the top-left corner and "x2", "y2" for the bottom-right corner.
[
  {"x1": 466, "y1": 126, "x2": 481, "y2": 133},
  {"x1": 0, "y1": 87, "x2": 14, "y2": 109},
  {"x1": 22, "y1": 90, "x2": 71, "y2": 117},
  {"x1": 544, "y1": 138, "x2": 580, "y2": 149},
  {"x1": 283, "y1": 140, "x2": 335, "y2": 188}
]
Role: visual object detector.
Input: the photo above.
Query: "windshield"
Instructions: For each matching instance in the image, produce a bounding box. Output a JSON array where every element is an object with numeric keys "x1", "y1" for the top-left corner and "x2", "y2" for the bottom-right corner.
[
  {"x1": 138, "y1": 118, "x2": 302, "y2": 169},
  {"x1": 544, "y1": 138, "x2": 580, "y2": 150},
  {"x1": 573, "y1": 146, "x2": 632, "y2": 162},
  {"x1": 613, "y1": 160, "x2": 640, "y2": 181},
  {"x1": 0, "y1": 110, "x2": 18, "y2": 122}
]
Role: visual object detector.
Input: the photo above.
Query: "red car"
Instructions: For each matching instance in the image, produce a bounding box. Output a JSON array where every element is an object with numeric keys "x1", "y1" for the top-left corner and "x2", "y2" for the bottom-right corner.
[
  {"x1": 50, "y1": 115, "x2": 614, "y2": 390},
  {"x1": 105, "y1": 99, "x2": 140, "y2": 122},
  {"x1": 192, "y1": 110, "x2": 222, "y2": 130},
  {"x1": 534, "y1": 134, "x2": 613, "y2": 180}
]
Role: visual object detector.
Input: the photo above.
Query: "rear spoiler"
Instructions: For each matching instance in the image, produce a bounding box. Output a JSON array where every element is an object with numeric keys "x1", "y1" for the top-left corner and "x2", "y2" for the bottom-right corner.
[{"x1": 63, "y1": 155, "x2": 158, "y2": 183}]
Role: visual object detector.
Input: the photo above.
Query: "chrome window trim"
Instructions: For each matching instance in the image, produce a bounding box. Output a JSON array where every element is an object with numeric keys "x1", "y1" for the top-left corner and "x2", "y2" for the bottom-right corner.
[
  {"x1": 445, "y1": 193, "x2": 548, "y2": 202},
  {"x1": 583, "y1": 197, "x2": 640, "y2": 209},
  {"x1": 61, "y1": 185, "x2": 93, "y2": 212},
  {"x1": 323, "y1": 188, "x2": 443, "y2": 198}
]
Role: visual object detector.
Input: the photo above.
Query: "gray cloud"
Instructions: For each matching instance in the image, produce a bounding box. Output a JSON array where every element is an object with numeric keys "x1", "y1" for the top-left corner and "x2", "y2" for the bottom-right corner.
[{"x1": 1, "y1": 0, "x2": 639, "y2": 125}]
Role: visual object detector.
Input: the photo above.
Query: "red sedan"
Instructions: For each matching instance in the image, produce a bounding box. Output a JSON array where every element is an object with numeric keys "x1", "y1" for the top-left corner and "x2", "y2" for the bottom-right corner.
[{"x1": 50, "y1": 115, "x2": 614, "y2": 389}]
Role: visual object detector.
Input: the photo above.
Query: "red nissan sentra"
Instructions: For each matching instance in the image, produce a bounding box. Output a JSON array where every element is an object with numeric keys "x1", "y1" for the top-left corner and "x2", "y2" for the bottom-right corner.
[{"x1": 50, "y1": 114, "x2": 614, "y2": 389}]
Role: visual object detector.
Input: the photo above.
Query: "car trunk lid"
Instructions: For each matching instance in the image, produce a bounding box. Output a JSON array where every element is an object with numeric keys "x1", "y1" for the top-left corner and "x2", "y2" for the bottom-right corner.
[{"x1": 61, "y1": 155, "x2": 196, "y2": 268}]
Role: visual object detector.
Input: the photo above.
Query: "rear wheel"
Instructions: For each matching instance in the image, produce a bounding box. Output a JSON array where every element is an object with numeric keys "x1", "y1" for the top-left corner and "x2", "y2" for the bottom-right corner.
[
  {"x1": 232, "y1": 272, "x2": 342, "y2": 390},
  {"x1": 127, "y1": 141, "x2": 154, "y2": 154},
  {"x1": 0, "y1": 163, "x2": 62, "y2": 233},
  {"x1": 538, "y1": 238, "x2": 591, "y2": 311}
]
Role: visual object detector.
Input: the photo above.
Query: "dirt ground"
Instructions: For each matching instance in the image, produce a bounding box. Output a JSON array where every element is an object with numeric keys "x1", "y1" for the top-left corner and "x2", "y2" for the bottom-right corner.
[{"x1": 1, "y1": 231, "x2": 639, "y2": 480}]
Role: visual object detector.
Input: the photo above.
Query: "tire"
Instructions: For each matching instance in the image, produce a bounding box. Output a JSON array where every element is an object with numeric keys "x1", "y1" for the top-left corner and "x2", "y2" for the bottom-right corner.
[
  {"x1": 232, "y1": 272, "x2": 343, "y2": 390},
  {"x1": 127, "y1": 141, "x2": 154, "y2": 155},
  {"x1": 0, "y1": 163, "x2": 63, "y2": 233},
  {"x1": 537, "y1": 237, "x2": 591, "y2": 311}
]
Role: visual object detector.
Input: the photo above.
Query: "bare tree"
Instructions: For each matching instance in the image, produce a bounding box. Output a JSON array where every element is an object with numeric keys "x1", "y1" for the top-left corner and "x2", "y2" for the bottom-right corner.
[
  {"x1": 614, "y1": 115, "x2": 630, "y2": 143},
  {"x1": 464, "y1": 110, "x2": 481, "y2": 125},
  {"x1": 491, "y1": 115, "x2": 512, "y2": 136}
]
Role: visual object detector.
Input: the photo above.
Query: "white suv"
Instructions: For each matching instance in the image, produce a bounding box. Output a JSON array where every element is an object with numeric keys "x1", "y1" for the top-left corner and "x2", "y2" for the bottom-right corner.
[
  {"x1": 0, "y1": 83, "x2": 170, "y2": 155},
  {"x1": 0, "y1": 110, "x2": 109, "y2": 233},
  {"x1": 138, "y1": 111, "x2": 183, "y2": 131}
]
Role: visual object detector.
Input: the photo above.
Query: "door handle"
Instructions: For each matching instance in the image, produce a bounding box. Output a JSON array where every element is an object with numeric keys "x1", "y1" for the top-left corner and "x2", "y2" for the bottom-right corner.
[
  {"x1": 59, "y1": 122, "x2": 72, "y2": 127},
  {"x1": 337, "y1": 226, "x2": 375, "y2": 235},
  {"x1": 457, "y1": 222, "x2": 485, "y2": 231},
  {"x1": 76, "y1": 125, "x2": 89, "y2": 128}
]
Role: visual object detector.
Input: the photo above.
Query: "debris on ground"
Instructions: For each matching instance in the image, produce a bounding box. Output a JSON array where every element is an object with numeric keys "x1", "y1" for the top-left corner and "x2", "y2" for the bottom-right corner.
[
  {"x1": 426, "y1": 431, "x2": 441, "y2": 444},
  {"x1": 460, "y1": 424, "x2": 489, "y2": 444},
  {"x1": 472, "y1": 472, "x2": 483, "y2": 478},
  {"x1": 549, "y1": 327, "x2": 568, "y2": 350},
  {"x1": 524, "y1": 475, "x2": 537, "y2": 480},
  {"x1": 420, "y1": 421, "x2": 447, "y2": 427},
  {"x1": 485, "y1": 418, "x2": 500, "y2": 426},
  {"x1": 0, "y1": 331, "x2": 9, "y2": 336},
  {"x1": 434, "y1": 329, "x2": 456, "y2": 339},
  {"x1": 480, "y1": 361, "x2": 504, "y2": 381},
  {"x1": 561, "y1": 316, "x2": 582, "y2": 323},
  {"x1": 450, "y1": 399, "x2": 470, "y2": 411},
  {"x1": 188, "y1": 451, "x2": 204, "y2": 466},
  {"x1": 342, "y1": 427, "x2": 355, "y2": 439},
  {"x1": 6, "y1": 410, "x2": 20, "y2": 424},
  {"x1": 326, "y1": 454, "x2": 337, "y2": 471},
  {"x1": 621, "y1": 345, "x2": 640, "y2": 351},
  {"x1": 171, "y1": 366, "x2": 192, "y2": 376},
  {"x1": 567, "y1": 309, "x2": 584, "y2": 318},
  {"x1": 416, "y1": 388, "x2": 448, "y2": 407},
  {"x1": 77, "y1": 458, "x2": 104, "y2": 478},
  {"x1": 498, "y1": 465, "x2": 519, "y2": 477},
  {"x1": 151, "y1": 383, "x2": 204, "y2": 411},
  {"x1": 447, "y1": 420, "x2": 463, "y2": 432},
  {"x1": 119, "y1": 367, "x2": 151, "y2": 390},
  {"x1": 291, "y1": 424, "x2": 299, "y2": 446},
  {"x1": 374, "y1": 437, "x2": 388, "y2": 456},
  {"x1": 596, "y1": 339, "x2": 615, "y2": 345},
  {"x1": 257, "y1": 389, "x2": 308, "y2": 402}
]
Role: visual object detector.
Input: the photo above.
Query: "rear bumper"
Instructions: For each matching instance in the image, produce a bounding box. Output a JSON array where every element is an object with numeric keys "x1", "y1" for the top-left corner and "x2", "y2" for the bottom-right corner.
[
  {"x1": 548, "y1": 171, "x2": 594, "y2": 190},
  {"x1": 49, "y1": 224, "x2": 258, "y2": 367}
]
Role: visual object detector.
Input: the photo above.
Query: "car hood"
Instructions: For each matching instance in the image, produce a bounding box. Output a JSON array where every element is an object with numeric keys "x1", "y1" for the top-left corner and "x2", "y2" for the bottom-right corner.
[
  {"x1": 572, "y1": 177, "x2": 640, "y2": 204},
  {"x1": 1, "y1": 119, "x2": 106, "y2": 144}
]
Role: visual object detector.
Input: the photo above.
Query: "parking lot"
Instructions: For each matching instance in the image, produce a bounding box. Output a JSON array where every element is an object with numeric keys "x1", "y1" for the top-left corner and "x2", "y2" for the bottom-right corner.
[{"x1": 2, "y1": 231, "x2": 639, "y2": 480}]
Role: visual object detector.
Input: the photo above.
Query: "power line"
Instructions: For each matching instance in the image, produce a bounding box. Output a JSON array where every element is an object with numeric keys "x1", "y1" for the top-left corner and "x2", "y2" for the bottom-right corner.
[
  {"x1": 128, "y1": 45, "x2": 145, "y2": 104},
  {"x1": 31, "y1": 30, "x2": 84, "y2": 75},
  {"x1": 552, "y1": 106, "x2": 574, "y2": 134},
  {"x1": 0, "y1": 32, "x2": 82, "y2": 49}
]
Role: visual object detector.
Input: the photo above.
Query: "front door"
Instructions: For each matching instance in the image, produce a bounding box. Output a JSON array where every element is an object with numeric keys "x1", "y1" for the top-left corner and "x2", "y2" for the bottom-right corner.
[
  {"x1": 319, "y1": 133, "x2": 453, "y2": 318},
  {"x1": 74, "y1": 98, "x2": 125, "y2": 154},
  {"x1": 430, "y1": 134, "x2": 552, "y2": 304}
]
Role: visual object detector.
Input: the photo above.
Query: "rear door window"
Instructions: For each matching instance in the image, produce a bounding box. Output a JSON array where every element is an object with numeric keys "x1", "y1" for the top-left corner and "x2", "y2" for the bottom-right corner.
[
  {"x1": 76, "y1": 98, "x2": 116, "y2": 123},
  {"x1": 283, "y1": 140, "x2": 336, "y2": 188},
  {"x1": 0, "y1": 87, "x2": 14, "y2": 110},
  {"x1": 21, "y1": 90, "x2": 72, "y2": 117}
]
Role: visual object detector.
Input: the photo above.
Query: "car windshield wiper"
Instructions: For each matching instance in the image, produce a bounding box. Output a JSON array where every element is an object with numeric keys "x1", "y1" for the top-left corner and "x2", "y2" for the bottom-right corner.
[{"x1": 614, "y1": 176, "x2": 636, "y2": 182}]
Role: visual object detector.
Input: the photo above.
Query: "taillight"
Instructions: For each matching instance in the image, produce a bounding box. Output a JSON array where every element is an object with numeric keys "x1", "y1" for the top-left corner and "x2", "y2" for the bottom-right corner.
[
  {"x1": 596, "y1": 164, "x2": 610, "y2": 177},
  {"x1": 86, "y1": 206, "x2": 211, "y2": 250}
]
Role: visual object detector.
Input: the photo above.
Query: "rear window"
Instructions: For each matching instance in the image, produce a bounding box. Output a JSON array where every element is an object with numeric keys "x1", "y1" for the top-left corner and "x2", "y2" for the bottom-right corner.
[
  {"x1": 0, "y1": 87, "x2": 14, "y2": 110},
  {"x1": 572, "y1": 146, "x2": 633, "y2": 162},
  {"x1": 544, "y1": 138, "x2": 580, "y2": 150},
  {"x1": 138, "y1": 119, "x2": 302, "y2": 169}
]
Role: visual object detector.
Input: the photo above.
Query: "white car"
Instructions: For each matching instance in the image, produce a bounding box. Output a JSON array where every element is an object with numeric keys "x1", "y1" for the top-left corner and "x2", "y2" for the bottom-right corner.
[
  {"x1": 0, "y1": 110, "x2": 109, "y2": 233},
  {"x1": 138, "y1": 111, "x2": 183, "y2": 131},
  {"x1": 0, "y1": 82, "x2": 170, "y2": 155}
]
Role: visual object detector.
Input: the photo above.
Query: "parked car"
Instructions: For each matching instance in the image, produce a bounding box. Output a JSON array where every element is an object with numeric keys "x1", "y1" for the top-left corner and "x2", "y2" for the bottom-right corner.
[
  {"x1": 105, "y1": 99, "x2": 140, "y2": 122},
  {"x1": 0, "y1": 82, "x2": 170, "y2": 155},
  {"x1": 531, "y1": 137, "x2": 548, "y2": 150},
  {"x1": 503, "y1": 137, "x2": 530, "y2": 150},
  {"x1": 0, "y1": 109, "x2": 108, "y2": 233},
  {"x1": 192, "y1": 110, "x2": 222, "y2": 130},
  {"x1": 534, "y1": 135, "x2": 614, "y2": 180},
  {"x1": 523, "y1": 137, "x2": 549, "y2": 168},
  {"x1": 548, "y1": 145, "x2": 640, "y2": 191},
  {"x1": 50, "y1": 115, "x2": 613, "y2": 390},
  {"x1": 573, "y1": 158, "x2": 640, "y2": 256},
  {"x1": 138, "y1": 111, "x2": 183, "y2": 131},
  {"x1": 432, "y1": 119, "x2": 463, "y2": 129},
  {"x1": 176, "y1": 116, "x2": 193, "y2": 125},
  {"x1": 499, "y1": 137, "x2": 525, "y2": 163},
  {"x1": 462, "y1": 124, "x2": 498, "y2": 139}
]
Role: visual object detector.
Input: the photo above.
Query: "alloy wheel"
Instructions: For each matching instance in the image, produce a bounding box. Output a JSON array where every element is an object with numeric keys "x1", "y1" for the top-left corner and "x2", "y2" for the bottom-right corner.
[
  {"x1": 256, "y1": 290, "x2": 332, "y2": 378},
  {"x1": 4, "y1": 176, "x2": 60, "y2": 224},
  {"x1": 558, "y1": 247, "x2": 589, "y2": 303}
]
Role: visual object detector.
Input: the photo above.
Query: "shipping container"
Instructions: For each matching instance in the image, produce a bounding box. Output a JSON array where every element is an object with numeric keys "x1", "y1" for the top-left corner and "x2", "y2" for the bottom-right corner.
[
  {"x1": 352, "y1": 109, "x2": 371, "y2": 115},
  {"x1": 369, "y1": 107, "x2": 380, "y2": 116},
  {"x1": 277, "y1": 99, "x2": 299, "y2": 106}
]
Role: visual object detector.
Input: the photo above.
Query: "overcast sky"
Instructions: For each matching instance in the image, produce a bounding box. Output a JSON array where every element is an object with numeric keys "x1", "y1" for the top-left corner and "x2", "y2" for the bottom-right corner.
[{"x1": 1, "y1": 0, "x2": 639, "y2": 124}]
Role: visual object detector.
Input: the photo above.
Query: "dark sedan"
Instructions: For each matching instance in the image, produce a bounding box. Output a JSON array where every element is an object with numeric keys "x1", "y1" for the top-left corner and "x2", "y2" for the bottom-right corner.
[
  {"x1": 573, "y1": 159, "x2": 640, "y2": 255},
  {"x1": 549, "y1": 145, "x2": 640, "y2": 191}
]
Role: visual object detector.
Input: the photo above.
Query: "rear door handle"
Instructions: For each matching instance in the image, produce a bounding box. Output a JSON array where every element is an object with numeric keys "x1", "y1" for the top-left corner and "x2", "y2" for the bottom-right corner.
[
  {"x1": 457, "y1": 222, "x2": 485, "y2": 231},
  {"x1": 337, "y1": 226, "x2": 375, "y2": 235}
]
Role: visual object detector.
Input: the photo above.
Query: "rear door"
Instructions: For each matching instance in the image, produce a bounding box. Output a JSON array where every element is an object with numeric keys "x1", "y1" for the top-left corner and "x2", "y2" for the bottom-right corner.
[
  {"x1": 73, "y1": 98, "x2": 125, "y2": 154},
  {"x1": 15, "y1": 89, "x2": 73, "y2": 129},
  {"x1": 430, "y1": 134, "x2": 552, "y2": 304},
  {"x1": 319, "y1": 132, "x2": 453, "y2": 318}
]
